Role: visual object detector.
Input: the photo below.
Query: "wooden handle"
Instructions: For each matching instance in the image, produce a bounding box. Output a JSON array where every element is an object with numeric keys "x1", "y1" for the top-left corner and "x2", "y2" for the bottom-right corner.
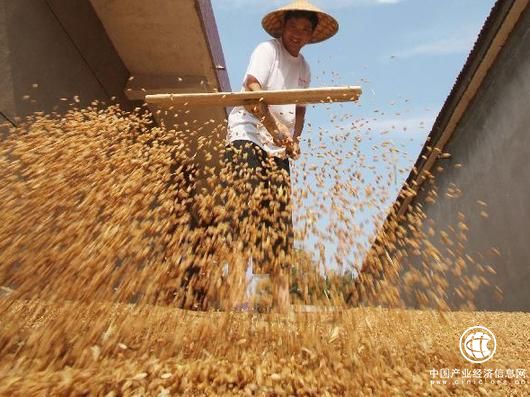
[{"x1": 145, "y1": 86, "x2": 362, "y2": 108}]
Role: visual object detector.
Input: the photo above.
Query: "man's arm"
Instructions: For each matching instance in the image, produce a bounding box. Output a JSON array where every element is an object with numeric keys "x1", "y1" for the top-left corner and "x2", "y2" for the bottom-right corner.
[
  {"x1": 294, "y1": 105, "x2": 306, "y2": 140},
  {"x1": 288, "y1": 105, "x2": 306, "y2": 159},
  {"x1": 243, "y1": 75, "x2": 293, "y2": 148}
]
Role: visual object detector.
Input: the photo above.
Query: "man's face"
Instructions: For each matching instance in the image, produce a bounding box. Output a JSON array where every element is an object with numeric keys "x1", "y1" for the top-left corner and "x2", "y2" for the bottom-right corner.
[{"x1": 281, "y1": 16, "x2": 314, "y2": 56}]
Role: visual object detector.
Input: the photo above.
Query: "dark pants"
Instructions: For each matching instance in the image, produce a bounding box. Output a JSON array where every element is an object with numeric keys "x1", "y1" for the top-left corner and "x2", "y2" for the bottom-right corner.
[{"x1": 222, "y1": 140, "x2": 293, "y2": 274}]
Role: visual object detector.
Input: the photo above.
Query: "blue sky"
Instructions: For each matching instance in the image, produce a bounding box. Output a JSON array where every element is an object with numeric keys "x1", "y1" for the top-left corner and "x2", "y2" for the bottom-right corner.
[{"x1": 211, "y1": 0, "x2": 496, "y2": 270}]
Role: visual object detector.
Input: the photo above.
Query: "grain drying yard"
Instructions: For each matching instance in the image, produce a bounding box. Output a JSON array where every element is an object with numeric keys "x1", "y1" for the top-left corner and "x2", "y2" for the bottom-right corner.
[{"x1": 1, "y1": 0, "x2": 530, "y2": 396}]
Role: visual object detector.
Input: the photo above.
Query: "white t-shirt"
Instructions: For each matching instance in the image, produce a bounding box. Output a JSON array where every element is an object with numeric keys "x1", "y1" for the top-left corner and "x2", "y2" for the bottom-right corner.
[{"x1": 227, "y1": 39, "x2": 311, "y2": 157}]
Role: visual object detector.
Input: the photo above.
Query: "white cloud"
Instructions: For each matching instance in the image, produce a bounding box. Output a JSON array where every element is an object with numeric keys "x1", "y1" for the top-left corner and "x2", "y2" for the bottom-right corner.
[
  {"x1": 398, "y1": 38, "x2": 473, "y2": 58},
  {"x1": 393, "y1": 28, "x2": 479, "y2": 58},
  {"x1": 214, "y1": 0, "x2": 272, "y2": 9},
  {"x1": 321, "y1": 113, "x2": 435, "y2": 140},
  {"x1": 361, "y1": 114, "x2": 435, "y2": 136},
  {"x1": 215, "y1": 0, "x2": 402, "y2": 10},
  {"x1": 313, "y1": 0, "x2": 402, "y2": 8}
]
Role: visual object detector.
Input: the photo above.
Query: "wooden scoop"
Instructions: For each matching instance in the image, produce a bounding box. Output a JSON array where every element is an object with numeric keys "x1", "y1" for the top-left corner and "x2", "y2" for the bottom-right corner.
[{"x1": 145, "y1": 86, "x2": 362, "y2": 108}]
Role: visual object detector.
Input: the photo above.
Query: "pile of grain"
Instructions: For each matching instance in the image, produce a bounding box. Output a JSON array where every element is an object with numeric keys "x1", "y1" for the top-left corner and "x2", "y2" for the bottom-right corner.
[{"x1": 0, "y1": 302, "x2": 527, "y2": 395}]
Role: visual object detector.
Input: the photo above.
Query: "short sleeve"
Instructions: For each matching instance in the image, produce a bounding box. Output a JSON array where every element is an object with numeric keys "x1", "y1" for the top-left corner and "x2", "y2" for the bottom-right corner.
[{"x1": 245, "y1": 41, "x2": 276, "y2": 87}]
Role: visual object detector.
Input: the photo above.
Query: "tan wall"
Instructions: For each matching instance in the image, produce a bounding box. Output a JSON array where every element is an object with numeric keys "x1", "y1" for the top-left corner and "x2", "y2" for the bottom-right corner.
[{"x1": 0, "y1": 0, "x2": 133, "y2": 124}]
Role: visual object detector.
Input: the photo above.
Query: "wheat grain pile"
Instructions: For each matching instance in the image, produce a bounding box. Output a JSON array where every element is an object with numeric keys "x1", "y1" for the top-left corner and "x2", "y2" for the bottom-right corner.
[{"x1": 0, "y1": 104, "x2": 527, "y2": 396}]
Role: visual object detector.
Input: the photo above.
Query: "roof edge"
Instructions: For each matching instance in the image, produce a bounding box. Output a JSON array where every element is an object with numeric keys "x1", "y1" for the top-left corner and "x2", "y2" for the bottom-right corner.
[{"x1": 196, "y1": 0, "x2": 231, "y2": 116}]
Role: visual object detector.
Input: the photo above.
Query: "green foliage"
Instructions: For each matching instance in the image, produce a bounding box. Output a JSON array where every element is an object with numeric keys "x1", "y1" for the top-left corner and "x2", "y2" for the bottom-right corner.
[{"x1": 289, "y1": 248, "x2": 358, "y2": 306}]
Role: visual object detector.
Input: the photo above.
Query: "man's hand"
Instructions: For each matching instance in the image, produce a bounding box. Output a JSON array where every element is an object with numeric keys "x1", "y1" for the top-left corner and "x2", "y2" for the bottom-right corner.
[
  {"x1": 271, "y1": 122, "x2": 293, "y2": 147},
  {"x1": 286, "y1": 139, "x2": 301, "y2": 160}
]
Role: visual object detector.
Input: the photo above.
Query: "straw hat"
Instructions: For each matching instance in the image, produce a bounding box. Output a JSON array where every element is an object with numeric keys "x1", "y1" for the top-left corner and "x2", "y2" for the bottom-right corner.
[{"x1": 262, "y1": 0, "x2": 339, "y2": 44}]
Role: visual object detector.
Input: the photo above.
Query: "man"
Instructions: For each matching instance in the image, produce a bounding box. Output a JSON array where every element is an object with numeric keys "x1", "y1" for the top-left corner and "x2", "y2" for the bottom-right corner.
[{"x1": 222, "y1": 0, "x2": 338, "y2": 312}]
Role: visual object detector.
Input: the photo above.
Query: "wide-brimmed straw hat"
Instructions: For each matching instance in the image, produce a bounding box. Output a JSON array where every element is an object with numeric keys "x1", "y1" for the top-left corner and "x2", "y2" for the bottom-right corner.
[{"x1": 262, "y1": 0, "x2": 339, "y2": 44}]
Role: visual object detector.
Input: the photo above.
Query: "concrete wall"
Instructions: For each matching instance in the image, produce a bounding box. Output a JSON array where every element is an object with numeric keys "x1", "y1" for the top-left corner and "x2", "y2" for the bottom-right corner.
[
  {"x1": 405, "y1": 6, "x2": 530, "y2": 312},
  {"x1": 0, "y1": 0, "x2": 132, "y2": 125}
]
